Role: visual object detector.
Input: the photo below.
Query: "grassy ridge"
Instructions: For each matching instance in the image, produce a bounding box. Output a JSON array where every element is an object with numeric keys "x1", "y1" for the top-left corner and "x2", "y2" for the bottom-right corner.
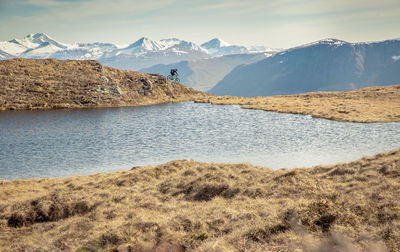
[
  {"x1": 0, "y1": 58, "x2": 209, "y2": 111},
  {"x1": 196, "y1": 85, "x2": 400, "y2": 123},
  {"x1": 0, "y1": 149, "x2": 399, "y2": 251}
]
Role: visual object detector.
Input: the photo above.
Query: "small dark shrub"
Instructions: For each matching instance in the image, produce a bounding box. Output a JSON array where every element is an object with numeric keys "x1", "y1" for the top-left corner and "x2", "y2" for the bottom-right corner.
[
  {"x1": 273, "y1": 171, "x2": 296, "y2": 181},
  {"x1": 7, "y1": 197, "x2": 93, "y2": 228},
  {"x1": 328, "y1": 168, "x2": 355, "y2": 176},
  {"x1": 314, "y1": 213, "x2": 336, "y2": 232},
  {"x1": 7, "y1": 213, "x2": 24, "y2": 228},
  {"x1": 48, "y1": 202, "x2": 70, "y2": 221},
  {"x1": 245, "y1": 228, "x2": 269, "y2": 242},
  {"x1": 192, "y1": 184, "x2": 229, "y2": 201},
  {"x1": 244, "y1": 222, "x2": 290, "y2": 242},
  {"x1": 222, "y1": 188, "x2": 240, "y2": 199},
  {"x1": 99, "y1": 232, "x2": 121, "y2": 246},
  {"x1": 72, "y1": 201, "x2": 90, "y2": 215},
  {"x1": 182, "y1": 170, "x2": 196, "y2": 176}
]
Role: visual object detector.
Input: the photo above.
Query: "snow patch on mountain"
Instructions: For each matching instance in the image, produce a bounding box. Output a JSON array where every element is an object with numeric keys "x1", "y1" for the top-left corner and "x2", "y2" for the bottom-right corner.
[
  {"x1": 0, "y1": 49, "x2": 14, "y2": 60},
  {"x1": 0, "y1": 41, "x2": 27, "y2": 56},
  {"x1": 20, "y1": 42, "x2": 66, "y2": 58},
  {"x1": 201, "y1": 38, "x2": 280, "y2": 56},
  {"x1": 12, "y1": 33, "x2": 68, "y2": 50}
]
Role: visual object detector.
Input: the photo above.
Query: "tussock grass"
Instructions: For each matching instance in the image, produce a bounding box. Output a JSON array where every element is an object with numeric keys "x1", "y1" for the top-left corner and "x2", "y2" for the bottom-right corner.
[
  {"x1": 195, "y1": 85, "x2": 400, "y2": 123},
  {"x1": 1, "y1": 149, "x2": 399, "y2": 251},
  {"x1": 0, "y1": 58, "x2": 210, "y2": 111}
]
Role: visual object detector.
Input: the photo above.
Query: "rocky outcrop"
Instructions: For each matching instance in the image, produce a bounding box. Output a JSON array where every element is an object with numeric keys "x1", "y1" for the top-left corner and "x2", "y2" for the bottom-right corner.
[{"x1": 0, "y1": 58, "x2": 210, "y2": 111}]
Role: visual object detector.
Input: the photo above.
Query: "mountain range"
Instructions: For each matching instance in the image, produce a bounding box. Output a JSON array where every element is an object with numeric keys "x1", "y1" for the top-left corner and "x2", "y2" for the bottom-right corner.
[
  {"x1": 2, "y1": 33, "x2": 399, "y2": 97},
  {"x1": 140, "y1": 52, "x2": 274, "y2": 91},
  {"x1": 211, "y1": 38, "x2": 400, "y2": 96},
  {"x1": 0, "y1": 33, "x2": 276, "y2": 70}
]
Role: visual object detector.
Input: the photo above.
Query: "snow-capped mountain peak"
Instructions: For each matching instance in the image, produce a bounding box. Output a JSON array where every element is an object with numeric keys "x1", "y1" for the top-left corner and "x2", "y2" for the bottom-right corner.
[
  {"x1": 158, "y1": 38, "x2": 207, "y2": 53},
  {"x1": 116, "y1": 37, "x2": 162, "y2": 55},
  {"x1": 201, "y1": 38, "x2": 253, "y2": 56},
  {"x1": 117, "y1": 37, "x2": 208, "y2": 55},
  {"x1": 11, "y1": 32, "x2": 68, "y2": 50},
  {"x1": 129, "y1": 37, "x2": 162, "y2": 50},
  {"x1": 157, "y1": 38, "x2": 181, "y2": 48},
  {"x1": 201, "y1": 38, "x2": 231, "y2": 49}
]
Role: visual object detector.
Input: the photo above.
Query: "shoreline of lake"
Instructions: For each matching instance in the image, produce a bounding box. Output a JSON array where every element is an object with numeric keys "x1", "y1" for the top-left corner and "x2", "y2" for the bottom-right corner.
[{"x1": 195, "y1": 84, "x2": 400, "y2": 123}]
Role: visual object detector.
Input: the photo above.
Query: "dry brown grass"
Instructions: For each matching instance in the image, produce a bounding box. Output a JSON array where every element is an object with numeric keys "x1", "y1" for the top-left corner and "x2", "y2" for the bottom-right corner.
[
  {"x1": 0, "y1": 58, "x2": 210, "y2": 111},
  {"x1": 1, "y1": 149, "x2": 399, "y2": 251},
  {"x1": 195, "y1": 85, "x2": 400, "y2": 122}
]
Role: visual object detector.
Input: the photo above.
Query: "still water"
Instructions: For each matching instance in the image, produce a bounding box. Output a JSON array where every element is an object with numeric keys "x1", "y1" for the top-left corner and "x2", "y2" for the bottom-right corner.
[{"x1": 1, "y1": 102, "x2": 399, "y2": 180}]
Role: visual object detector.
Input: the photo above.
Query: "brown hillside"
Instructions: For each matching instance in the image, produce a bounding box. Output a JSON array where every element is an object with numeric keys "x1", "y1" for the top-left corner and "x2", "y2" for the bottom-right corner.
[
  {"x1": 196, "y1": 85, "x2": 400, "y2": 123},
  {"x1": 0, "y1": 149, "x2": 399, "y2": 251},
  {"x1": 0, "y1": 58, "x2": 210, "y2": 111}
]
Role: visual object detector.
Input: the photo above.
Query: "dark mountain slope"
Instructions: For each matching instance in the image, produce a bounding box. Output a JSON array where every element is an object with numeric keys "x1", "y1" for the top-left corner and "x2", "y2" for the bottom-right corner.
[{"x1": 211, "y1": 39, "x2": 400, "y2": 97}]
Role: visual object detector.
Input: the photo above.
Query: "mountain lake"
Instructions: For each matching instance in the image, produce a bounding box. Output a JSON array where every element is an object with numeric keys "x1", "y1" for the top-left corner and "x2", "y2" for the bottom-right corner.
[{"x1": 1, "y1": 102, "x2": 400, "y2": 180}]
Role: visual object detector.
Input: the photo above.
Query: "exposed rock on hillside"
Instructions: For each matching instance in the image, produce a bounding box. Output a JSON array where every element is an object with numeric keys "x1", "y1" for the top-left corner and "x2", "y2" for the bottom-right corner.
[{"x1": 0, "y1": 58, "x2": 209, "y2": 111}]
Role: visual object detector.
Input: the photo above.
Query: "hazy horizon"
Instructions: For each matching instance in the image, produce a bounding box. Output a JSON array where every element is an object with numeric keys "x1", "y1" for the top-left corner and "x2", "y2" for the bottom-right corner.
[{"x1": 1, "y1": 0, "x2": 399, "y2": 48}]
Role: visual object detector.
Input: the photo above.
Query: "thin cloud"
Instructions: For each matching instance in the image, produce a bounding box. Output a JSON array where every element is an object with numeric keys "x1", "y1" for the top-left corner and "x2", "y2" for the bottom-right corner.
[
  {"x1": 21, "y1": 0, "x2": 177, "y2": 18},
  {"x1": 25, "y1": 0, "x2": 65, "y2": 7}
]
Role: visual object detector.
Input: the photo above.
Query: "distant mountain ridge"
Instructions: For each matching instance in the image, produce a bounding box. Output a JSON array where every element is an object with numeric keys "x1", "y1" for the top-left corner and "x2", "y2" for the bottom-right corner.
[
  {"x1": 201, "y1": 38, "x2": 275, "y2": 56},
  {"x1": 211, "y1": 38, "x2": 400, "y2": 97},
  {"x1": 141, "y1": 52, "x2": 273, "y2": 91},
  {"x1": 0, "y1": 33, "x2": 278, "y2": 70}
]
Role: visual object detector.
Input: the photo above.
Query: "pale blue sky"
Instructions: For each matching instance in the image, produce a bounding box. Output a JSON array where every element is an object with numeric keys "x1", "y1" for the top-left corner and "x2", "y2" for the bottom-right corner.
[{"x1": 1, "y1": 0, "x2": 399, "y2": 48}]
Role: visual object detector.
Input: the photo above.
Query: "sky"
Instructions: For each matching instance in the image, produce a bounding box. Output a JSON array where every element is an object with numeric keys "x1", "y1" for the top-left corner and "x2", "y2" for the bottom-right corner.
[{"x1": 0, "y1": 0, "x2": 399, "y2": 48}]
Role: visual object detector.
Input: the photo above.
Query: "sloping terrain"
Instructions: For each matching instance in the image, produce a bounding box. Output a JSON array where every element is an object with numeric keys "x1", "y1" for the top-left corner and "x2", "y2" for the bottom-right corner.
[
  {"x1": 0, "y1": 58, "x2": 210, "y2": 111},
  {"x1": 0, "y1": 149, "x2": 399, "y2": 251},
  {"x1": 141, "y1": 53, "x2": 270, "y2": 91},
  {"x1": 197, "y1": 84, "x2": 400, "y2": 122},
  {"x1": 211, "y1": 39, "x2": 400, "y2": 97}
]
